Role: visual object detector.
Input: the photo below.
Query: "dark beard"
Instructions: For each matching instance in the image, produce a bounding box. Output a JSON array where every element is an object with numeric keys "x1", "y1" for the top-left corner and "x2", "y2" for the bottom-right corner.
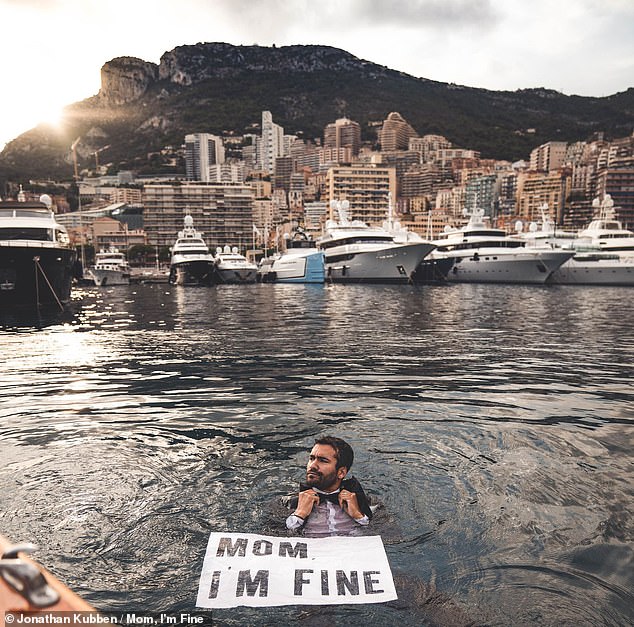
[{"x1": 305, "y1": 470, "x2": 337, "y2": 491}]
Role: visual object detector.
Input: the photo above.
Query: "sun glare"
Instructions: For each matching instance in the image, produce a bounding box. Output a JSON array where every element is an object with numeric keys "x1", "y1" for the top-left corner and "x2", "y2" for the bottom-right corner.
[{"x1": 40, "y1": 106, "x2": 64, "y2": 128}]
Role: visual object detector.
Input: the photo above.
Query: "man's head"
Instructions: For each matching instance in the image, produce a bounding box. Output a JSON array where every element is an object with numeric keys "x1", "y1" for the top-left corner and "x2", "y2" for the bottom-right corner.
[{"x1": 305, "y1": 436, "x2": 354, "y2": 492}]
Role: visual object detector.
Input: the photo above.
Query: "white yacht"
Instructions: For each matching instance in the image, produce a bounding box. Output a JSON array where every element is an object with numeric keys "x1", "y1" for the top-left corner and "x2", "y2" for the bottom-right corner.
[
  {"x1": 257, "y1": 230, "x2": 325, "y2": 284},
  {"x1": 317, "y1": 200, "x2": 435, "y2": 283},
  {"x1": 577, "y1": 195, "x2": 634, "y2": 256},
  {"x1": 168, "y1": 214, "x2": 215, "y2": 286},
  {"x1": 519, "y1": 200, "x2": 634, "y2": 286},
  {"x1": 433, "y1": 208, "x2": 574, "y2": 284},
  {"x1": 0, "y1": 191, "x2": 77, "y2": 308},
  {"x1": 89, "y1": 247, "x2": 131, "y2": 286},
  {"x1": 213, "y1": 245, "x2": 258, "y2": 284}
]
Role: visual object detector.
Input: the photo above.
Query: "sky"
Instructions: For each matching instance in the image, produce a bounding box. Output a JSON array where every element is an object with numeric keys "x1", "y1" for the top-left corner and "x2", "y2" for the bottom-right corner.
[{"x1": 1, "y1": 0, "x2": 633, "y2": 151}]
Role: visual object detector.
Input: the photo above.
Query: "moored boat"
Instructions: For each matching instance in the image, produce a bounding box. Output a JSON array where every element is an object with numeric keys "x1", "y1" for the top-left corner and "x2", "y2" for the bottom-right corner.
[
  {"x1": 258, "y1": 230, "x2": 325, "y2": 283},
  {"x1": 213, "y1": 245, "x2": 258, "y2": 284},
  {"x1": 168, "y1": 214, "x2": 215, "y2": 286},
  {"x1": 518, "y1": 201, "x2": 634, "y2": 286},
  {"x1": 0, "y1": 191, "x2": 77, "y2": 309},
  {"x1": 433, "y1": 208, "x2": 573, "y2": 284},
  {"x1": 317, "y1": 200, "x2": 435, "y2": 283},
  {"x1": 550, "y1": 250, "x2": 634, "y2": 285},
  {"x1": 89, "y1": 247, "x2": 131, "y2": 286}
]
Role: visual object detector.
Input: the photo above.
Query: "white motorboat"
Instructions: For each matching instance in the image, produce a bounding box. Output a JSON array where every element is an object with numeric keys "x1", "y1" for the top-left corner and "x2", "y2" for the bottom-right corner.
[
  {"x1": 433, "y1": 208, "x2": 574, "y2": 284},
  {"x1": 577, "y1": 195, "x2": 634, "y2": 256},
  {"x1": 0, "y1": 191, "x2": 77, "y2": 308},
  {"x1": 168, "y1": 214, "x2": 215, "y2": 286},
  {"x1": 257, "y1": 230, "x2": 325, "y2": 284},
  {"x1": 317, "y1": 200, "x2": 435, "y2": 283},
  {"x1": 518, "y1": 201, "x2": 634, "y2": 286},
  {"x1": 89, "y1": 247, "x2": 131, "y2": 286},
  {"x1": 213, "y1": 245, "x2": 258, "y2": 284},
  {"x1": 550, "y1": 249, "x2": 634, "y2": 285}
]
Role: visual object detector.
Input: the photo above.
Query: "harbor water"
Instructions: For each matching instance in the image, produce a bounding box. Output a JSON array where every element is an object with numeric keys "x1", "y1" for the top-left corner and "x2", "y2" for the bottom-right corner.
[{"x1": 1, "y1": 282, "x2": 633, "y2": 626}]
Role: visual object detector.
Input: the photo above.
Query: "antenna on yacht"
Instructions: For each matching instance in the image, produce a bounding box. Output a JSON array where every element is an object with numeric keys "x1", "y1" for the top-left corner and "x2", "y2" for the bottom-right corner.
[
  {"x1": 386, "y1": 192, "x2": 394, "y2": 228},
  {"x1": 70, "y1": 137, "x2": 86, "y2": 273}
]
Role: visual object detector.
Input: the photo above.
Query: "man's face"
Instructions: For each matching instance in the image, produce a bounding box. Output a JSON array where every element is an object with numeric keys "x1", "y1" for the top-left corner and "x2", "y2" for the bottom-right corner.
[{"x1": 306, "y1": 443, "x2": 347, "y2": 491}]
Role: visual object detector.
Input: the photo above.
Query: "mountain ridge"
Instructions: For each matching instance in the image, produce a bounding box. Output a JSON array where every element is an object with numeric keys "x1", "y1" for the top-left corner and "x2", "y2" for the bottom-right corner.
[{"x1": 1, "y1": 42, "x2": 633, "y2": 183}]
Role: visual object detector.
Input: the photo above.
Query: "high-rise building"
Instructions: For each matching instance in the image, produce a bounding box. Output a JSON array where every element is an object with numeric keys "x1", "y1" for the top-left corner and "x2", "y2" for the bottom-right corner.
[
  {"x1": 409, "y1": 135, "x2": 452, "y2": 163},
  {"x1": 326, "y1": 165, "x2": 397, "y2": 225},
  {"x1": 517, "y1": 170, "x2": 570, "y2": 223},
  {"x1": 258, "y1": 111, "x2": 285, "y2": 174},
  {"x1": 143, "y1": 182, "x2": 254, "y2": 251},
  {"x1": 529, "y1": 141, "x2": 567, "y2": 172},
  {"x1": 595, "y1": 166, "x2": 634, "y2": 229},
  {"x1": 378, "y1": 112, "x2": 418, "y2": 152},
  {"x1": 401, "y1": 164, "x2": 443, "y2": 199},
  {"x1": 464, "y1": 174, "x2": 499, "y2": 216},
  {"x1": 185, "y1": 134, "x2": 225, "y2": 182},
  {"x1": 273, "y1": 156, "x2": 294, "y2": 192},
  {"x1": 324, "y1": 118, "x2": 362, "y2": 156}
]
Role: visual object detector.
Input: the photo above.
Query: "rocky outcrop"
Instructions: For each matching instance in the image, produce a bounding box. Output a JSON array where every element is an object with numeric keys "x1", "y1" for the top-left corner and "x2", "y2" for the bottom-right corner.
[
  {"x1": 100, "y1": 57, "x2": 158, "y2": 104},
  {"x1": 158, "y1": 42, "x2": 374, "y2": 85}
]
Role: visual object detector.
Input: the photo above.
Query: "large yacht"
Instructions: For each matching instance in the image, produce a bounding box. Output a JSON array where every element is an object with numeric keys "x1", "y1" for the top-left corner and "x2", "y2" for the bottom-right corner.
[
  {"x1": 168, "y1": 214, "x2": 215, "y2": 286},
  {"x1": 89, "y1": 247, "x2": 131, "y2": 286},
  {"x1": 213, "y1": 245, "x2": 258, "y2": 284},
  {"x1": 257, "y1": 230, "x2": 325, "y2": 284},
  {"x1": 0, "y1": 191, "x2": 77, "y2": 308},
  {"x1": 577, "y1": 194, "x2": 634, "y2": 256},
  {"x1": 433, "y1": 208, "x2": 574, "y2": 284},
  {"x1": 519, "y1": 200, "x2": 634, "y2": 286},
  {"x1": 316, "y1": 200, "x2": 435, "y2": 283}
]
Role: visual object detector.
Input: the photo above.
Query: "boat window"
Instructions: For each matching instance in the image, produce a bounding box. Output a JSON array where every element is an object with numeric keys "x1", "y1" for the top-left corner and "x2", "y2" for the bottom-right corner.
[
  {"x1": 0, "y1": 227, "x2": 53, "y2": 241},
  {"x1": 15, "y1": 209, "x2": 50, "y2": 219},
  {"x1": 320, "y1": 235, "x2": 394, "y2": 249},
  {"x1": 443, "y1": 240, "x2": 524, "y2": 251}
]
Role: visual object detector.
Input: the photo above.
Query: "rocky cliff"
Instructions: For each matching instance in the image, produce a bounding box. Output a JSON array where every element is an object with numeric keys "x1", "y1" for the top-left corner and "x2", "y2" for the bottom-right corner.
[{"x1": 100, "y1": 56, "x2": 159, "y2": 104}]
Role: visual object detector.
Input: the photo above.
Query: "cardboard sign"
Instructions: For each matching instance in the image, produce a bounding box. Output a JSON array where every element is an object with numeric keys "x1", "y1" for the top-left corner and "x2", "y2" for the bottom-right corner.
[{"x1": 196, "y1": 532, "x2": 397, "y2": 608}]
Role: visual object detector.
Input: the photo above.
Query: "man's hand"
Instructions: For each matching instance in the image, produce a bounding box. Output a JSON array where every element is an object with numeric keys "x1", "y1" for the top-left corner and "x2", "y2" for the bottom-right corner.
[
  {"x1": 294, "y1": 489, "x2": 320, "y2": 519},
  {"x1": 338, "y1": 489, "x2": 363, "y2": 520}
]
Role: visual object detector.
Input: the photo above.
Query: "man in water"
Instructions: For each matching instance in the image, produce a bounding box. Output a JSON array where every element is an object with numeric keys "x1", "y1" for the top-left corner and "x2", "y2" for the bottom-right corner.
[{"x1": 284, "y1": 436, "x2": 373, "y2": 537}]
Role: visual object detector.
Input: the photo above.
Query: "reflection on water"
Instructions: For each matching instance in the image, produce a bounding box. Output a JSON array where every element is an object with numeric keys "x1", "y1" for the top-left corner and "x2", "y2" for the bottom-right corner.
[{"x1": 0, "y1": 283, "x2": 633, "y2": 626}]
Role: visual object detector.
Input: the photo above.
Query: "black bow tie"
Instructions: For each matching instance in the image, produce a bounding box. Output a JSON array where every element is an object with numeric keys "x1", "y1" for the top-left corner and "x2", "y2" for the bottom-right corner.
[{"x1": 317, "y1": 491, "x2": 340, "y2": 505}]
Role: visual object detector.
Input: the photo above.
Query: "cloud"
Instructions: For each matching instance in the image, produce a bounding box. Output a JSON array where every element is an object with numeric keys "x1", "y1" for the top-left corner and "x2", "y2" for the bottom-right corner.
[{"x1": 351, "y1": 0, "x2": 498, "y2": 28}]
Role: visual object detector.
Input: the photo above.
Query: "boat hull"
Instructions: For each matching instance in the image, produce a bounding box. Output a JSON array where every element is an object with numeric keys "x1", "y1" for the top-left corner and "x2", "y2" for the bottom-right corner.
[
  {"x1": 260, "y1": 250, "x2": 325, "y2": 283},
  {"x1": 0, "y1": 244, "x2": 76, "y2": 308},
  {"x1": 215, "y1": 267, "x2": 257, "y2": 284},
  {"x1": 169, "y1": 260, "x2": 215, "y2": 286},
  {"x1": 411, "y1": 256, "x2": 455, "y2": 284},
  {"x1": 440, "y1": 249, "x2": 574, "y2": 284},
  {"x1": 324, "y1": 242, "x2": 435, "y2": 283},
  {"x1": 550, "y1": 255, "x2": 634, "y2": 285},
  {"x1": 90, "y1": 269, "x2": 131, "y2": 287}
]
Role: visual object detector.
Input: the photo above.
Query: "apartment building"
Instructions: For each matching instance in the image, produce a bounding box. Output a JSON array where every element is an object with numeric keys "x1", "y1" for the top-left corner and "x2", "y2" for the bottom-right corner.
[
  {"x1": 326, "y1": 164, "x2": 397, "y2": 225},
  {"x1": 185, "y1": 133, "x2": 225, "y2": 181},
  {"x1": 143, "y1": 183, "x2": 254, "y2": 251},
  {"x1": 409, "y1": 135, "x2": 452, "y2": 163},
  {"x1": 324, "y1": 118, "x2": 362, "y2": 156},
  {"x1": 595, "y1": 165, "x2": 634, "y2": 229},
  {"x1": 257, "y1": 111, "x2": 285, "y2": 174},
  {"x1": 529, "y1": 141, "x2": 567, "y2": 172},
  {"x1": 516, "y1": 170, "x2": 570, "y2": 223},
  {"x1": 378, "y1": 112, "x2": 418, "y2": 152}
]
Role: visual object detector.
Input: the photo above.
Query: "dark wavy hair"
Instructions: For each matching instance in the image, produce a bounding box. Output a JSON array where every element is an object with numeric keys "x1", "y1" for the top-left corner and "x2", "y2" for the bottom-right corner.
[{"x1": 315, "y1": 436, "x2": 354, "y2": 471}]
